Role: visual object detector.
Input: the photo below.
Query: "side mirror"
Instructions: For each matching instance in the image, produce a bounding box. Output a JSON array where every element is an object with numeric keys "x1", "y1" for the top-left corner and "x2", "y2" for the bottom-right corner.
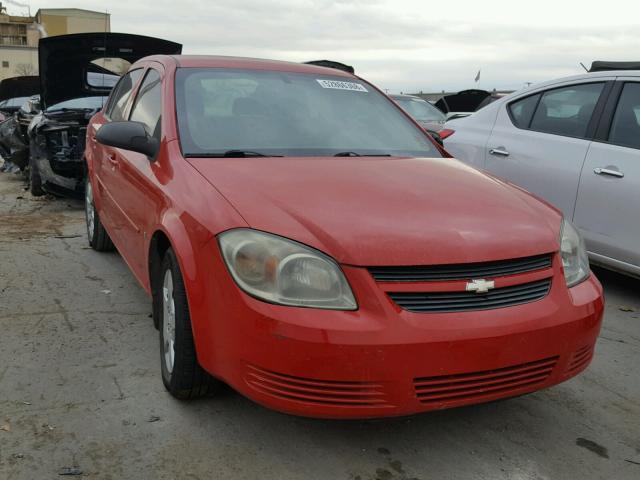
[{"x1": 96, "y1": 121, "x2": 159, "y2": 159}]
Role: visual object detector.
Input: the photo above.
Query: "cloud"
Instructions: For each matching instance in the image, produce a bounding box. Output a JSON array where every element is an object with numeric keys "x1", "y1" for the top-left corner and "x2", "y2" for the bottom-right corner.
[{"x1": 28, "y1": 0, "x2": 640, "y2": 91}]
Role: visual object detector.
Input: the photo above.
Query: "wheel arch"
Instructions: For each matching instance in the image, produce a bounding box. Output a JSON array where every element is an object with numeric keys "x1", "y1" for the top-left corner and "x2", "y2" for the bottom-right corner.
[{"x1": 147, "y1": 212, "x2": 210, "y2": 331}]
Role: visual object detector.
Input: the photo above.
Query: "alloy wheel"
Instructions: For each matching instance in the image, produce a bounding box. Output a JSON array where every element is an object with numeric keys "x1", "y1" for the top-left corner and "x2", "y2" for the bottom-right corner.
[
  {"x1": 162, "y1": 269, "x2": 176, "y2": 374},
  {"x1": 85, "y1": 180, "x2": 95, "y2": 241}
]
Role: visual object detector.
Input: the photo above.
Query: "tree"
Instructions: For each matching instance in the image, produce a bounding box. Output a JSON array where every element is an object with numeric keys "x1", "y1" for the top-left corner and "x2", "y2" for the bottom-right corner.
[{"x1": 14, "y1": 63, "x2": 37, "y2": 76}]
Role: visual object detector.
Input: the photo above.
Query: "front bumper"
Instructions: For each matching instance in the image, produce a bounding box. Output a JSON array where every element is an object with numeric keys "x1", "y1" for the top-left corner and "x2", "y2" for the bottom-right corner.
[
  {"x1": 193, "y1": 252, "x2": 604, "y2": 419},
  {"x1": 32, "y1": 148, "x2": 84, "y2": 197},
  {"x1": 30, "y1": 117, "x2": 87, "y2": 198}
]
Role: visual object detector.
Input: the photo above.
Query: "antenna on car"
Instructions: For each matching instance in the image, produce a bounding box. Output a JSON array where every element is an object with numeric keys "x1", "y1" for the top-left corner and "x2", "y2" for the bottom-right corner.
[{"x1": 579, "y1": 62, "x2": 589, "y2": 72}]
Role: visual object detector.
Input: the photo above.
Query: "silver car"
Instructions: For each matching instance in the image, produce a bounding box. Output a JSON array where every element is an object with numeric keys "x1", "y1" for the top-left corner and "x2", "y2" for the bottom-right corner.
[{"x1": 443, "y1": 71, "x2": 640, "y2": 278}]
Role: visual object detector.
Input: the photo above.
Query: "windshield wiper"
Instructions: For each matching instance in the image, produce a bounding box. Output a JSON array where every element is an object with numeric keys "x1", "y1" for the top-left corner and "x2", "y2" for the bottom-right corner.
[
  {"x1": 185, "y1": 150, "x2": 283, "y2": 158},
  {"x1": 333, "y1": 151, "x2": 392, "y2": 157}
]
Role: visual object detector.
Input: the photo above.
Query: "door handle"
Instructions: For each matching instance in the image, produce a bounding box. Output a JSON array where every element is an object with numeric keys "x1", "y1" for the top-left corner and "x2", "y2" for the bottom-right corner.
[
  {"x1": 106, "y1": 153, "x2": 118, "y2": 167},
  {"x1": 489, "y1": 147, "x2": 510, "y2": 157},
  {"x1": 594, "y1": 167, "x2": 624, "y2": 178}
]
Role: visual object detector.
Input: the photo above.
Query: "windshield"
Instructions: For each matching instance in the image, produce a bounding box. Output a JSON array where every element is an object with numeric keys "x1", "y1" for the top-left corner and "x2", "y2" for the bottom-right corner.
[
  {"x1": 175, "y1": 68, "x2": 440, "y2": 157},
  {"x1": 0, "y1": 96, "x2": 29, "y2": 108},
  {"x1": 46, "y1": 96, "x2": 108, "y2": 112},
  {"x1": 393, "y1": 97, "x2": 446, "y2": 122}
]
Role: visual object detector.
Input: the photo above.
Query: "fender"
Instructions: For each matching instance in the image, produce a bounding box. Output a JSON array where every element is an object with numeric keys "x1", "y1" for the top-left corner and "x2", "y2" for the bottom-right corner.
[{"x1": 147, "y1": 209, "x2": 215, "y2": 339}]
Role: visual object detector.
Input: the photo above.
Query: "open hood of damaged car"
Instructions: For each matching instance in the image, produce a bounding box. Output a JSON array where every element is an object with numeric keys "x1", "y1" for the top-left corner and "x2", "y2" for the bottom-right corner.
[
  {"x1": 0, "y1": 76, "x2": 39, "y2": 102},
  {"x1": 434, "y1": 89, "x2": 492, "y2": 114},
  {"x1": 38, "y1": 33, "x2": 182, "y2": 108}
]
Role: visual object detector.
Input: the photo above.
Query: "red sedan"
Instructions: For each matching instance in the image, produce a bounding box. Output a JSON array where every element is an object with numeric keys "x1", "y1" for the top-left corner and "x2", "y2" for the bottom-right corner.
[{"x1": 85, "y1": 56, "x2": 604, "y2": 418}]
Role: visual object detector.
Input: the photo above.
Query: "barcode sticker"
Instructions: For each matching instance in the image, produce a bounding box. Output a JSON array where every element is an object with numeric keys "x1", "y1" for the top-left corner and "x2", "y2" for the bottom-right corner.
[{"x1": 316, "y1": 79, "x2": 368, "y2": 92}]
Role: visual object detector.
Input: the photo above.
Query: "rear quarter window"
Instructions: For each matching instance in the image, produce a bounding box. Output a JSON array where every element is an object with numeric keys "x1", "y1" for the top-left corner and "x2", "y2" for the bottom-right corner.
[{"x1": 508, "y1": 94, "x2": 540, "y2": 128}]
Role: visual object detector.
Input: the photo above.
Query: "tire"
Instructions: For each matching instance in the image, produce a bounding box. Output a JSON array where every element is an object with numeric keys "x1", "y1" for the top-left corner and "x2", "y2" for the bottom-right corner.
[
  {"x1": 158, "y1": 247, "x2": 220, "y2": 399},
  {"x1": 29, "y1": 155, "x2": 44, "y2": 196},
  {"x1": 85, "y1": 176, "x2": 114, "y2": 251}
]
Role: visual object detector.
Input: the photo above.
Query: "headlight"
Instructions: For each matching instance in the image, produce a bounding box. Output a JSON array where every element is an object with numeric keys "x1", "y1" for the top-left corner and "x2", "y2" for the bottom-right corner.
[
  {"x1": 560, "y1": 219, "x2": 589, "y2": 287},
  {"x1": 218, "y1": 229, "x2": 357, "y2": 310}
]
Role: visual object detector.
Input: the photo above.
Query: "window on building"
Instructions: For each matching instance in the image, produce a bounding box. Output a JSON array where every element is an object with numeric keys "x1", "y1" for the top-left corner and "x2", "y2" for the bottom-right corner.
[
  {"x1": 0, "y1": 22, "x2": 28, "y2": 46},
  {"x1": 2, "y1": 61, "x2": 9, "y2": 68}
]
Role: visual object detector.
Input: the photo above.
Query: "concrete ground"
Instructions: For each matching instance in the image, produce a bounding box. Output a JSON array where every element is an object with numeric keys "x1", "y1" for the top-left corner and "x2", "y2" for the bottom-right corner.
[{"x1": 0, "y1": 170, "x2": 638, "y2": 480}]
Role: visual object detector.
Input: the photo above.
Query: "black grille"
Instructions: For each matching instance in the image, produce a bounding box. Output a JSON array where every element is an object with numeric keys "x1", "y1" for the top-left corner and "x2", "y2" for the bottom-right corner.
[
  {"x1": 388, "y1": 279, "x2": 552, "y2": 313},
  {"x1": 368, "y1": 254, "x2": 552, "y2": 282}
]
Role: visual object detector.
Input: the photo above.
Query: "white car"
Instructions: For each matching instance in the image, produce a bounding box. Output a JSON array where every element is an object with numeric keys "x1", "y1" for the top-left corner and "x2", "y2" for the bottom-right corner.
[{"x1": 443, "y1": 70, "x2": 640, "y2": 278}]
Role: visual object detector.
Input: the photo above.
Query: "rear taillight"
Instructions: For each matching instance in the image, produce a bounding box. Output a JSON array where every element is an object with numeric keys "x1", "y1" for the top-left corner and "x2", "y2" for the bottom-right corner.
[{"x1": 439, "y1": 128, "x2": 455, "y2": 140}]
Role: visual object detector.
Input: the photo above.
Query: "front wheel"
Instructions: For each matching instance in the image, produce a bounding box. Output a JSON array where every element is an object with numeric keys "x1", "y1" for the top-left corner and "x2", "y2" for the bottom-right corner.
[
  {"x1": 158, "y1": 248, "x2": 220, "y2": 399},
  {"x1": 85, "y1": 176, "x2": 114, "y2": 251},
  {"x1": 29, "y1": 155, "x2": 44, "y2": 196}
]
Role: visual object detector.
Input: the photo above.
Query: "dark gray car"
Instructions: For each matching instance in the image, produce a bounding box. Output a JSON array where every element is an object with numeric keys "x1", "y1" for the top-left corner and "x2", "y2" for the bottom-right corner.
[{"x1": 390, "y1": 94, "x2": 446, "y2": 132}]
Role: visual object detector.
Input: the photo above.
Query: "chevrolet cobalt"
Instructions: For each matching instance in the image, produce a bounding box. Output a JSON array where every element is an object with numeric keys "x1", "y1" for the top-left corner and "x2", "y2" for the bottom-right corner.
[{"x1": 86, "y1": 56, "x2": 604, "y2": 418}]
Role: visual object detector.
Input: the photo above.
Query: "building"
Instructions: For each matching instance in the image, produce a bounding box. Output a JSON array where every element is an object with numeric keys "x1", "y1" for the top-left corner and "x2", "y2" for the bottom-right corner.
[
  {"x1": 35, "y1": 8, "x2": 110, "y2": 38},
  {"x1": 0, "y1": 3, "x2": 39, "y2": 80},
  {"x1": 0, "y1": 3, "x2": 111, "y2": 81}
]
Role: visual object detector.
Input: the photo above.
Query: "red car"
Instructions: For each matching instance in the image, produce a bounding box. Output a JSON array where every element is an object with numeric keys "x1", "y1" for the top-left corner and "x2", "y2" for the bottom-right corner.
[{"x1": 85, "y1": 55, "x2": 604, "y2": 419}]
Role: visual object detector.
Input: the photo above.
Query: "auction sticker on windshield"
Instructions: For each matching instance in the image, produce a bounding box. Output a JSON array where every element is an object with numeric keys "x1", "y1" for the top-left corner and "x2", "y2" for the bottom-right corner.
[{"x1": 316, "y1": 79, "x2": 368, "y2": 92}]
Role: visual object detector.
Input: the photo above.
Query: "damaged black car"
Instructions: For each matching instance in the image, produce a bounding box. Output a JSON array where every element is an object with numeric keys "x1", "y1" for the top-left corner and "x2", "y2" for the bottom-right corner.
[
  {"x1": 0, "y1": 76, "x2": 39, "y2": 173},
  {"x1": 29, "y1": 32, "x2": 182, "y2": 197},
  {"x1": 0, "y1": 75, "x2": 39, "y2": 118}
]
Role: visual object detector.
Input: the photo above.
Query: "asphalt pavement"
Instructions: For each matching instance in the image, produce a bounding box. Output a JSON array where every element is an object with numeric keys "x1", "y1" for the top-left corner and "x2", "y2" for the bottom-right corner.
[{"x1": 0, "y1": 171, "x2": 638, "y2": 480}]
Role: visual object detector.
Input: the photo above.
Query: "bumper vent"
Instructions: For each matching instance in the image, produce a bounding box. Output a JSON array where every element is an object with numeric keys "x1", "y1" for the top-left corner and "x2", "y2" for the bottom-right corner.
[
  {"x1": 368, "y1": 253, "x2": 552, "y2": 282},
  {"x1": 414, "y1": 356, "x2": 558, "y2": 404},
  {"x1": 245, "y1": 365, "x2": 390, "y2": 407},
  {"x1": 564, "y1": 345, "x2": 594, "y2": 377},
  {"x1": 388, "y1": 278, "x2": 551, "y2": 313}
]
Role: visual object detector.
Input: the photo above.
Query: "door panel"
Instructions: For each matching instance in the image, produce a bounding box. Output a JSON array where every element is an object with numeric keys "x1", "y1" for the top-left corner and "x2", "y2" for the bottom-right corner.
[
  {"x1": 484, "y1": 81, "x2": 609, "y2": 217},
  {"x1": 107, "y1": 67, "x2": 164, "y2": 281},
  {"x1": 486, "y1": 107, "x2": 591, "y2": 217},
  {"x1": 574, "y1": 142, "x2": 640, "y2": 266},
  {"x1": 574, "y1": 80, "x2": 640, "y2": 269},
  {"x1": 93, "y1": 69, "x2": 145, "y2": 244}
]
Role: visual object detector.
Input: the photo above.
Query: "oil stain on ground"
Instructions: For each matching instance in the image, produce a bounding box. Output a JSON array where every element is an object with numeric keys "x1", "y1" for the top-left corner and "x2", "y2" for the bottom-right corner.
[{"x1": 350, "y1": 448, "x2": 420, "y2": 480}]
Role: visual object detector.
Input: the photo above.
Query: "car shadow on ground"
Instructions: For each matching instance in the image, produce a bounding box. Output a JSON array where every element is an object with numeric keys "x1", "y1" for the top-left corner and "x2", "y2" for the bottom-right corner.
[{"x1": 592, "y1": 266, "x2": 640, "y2": 298}]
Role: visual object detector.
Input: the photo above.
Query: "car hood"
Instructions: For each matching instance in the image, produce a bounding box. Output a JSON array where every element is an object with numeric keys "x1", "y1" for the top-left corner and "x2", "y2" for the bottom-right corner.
[
  {"x1": 187, "y1": 156, "x2": 561, "y2": 266},
  {"x1": 0, "y1": 76, "x2": 39, "y2": 102},
  {"x1": 435, "y1": 89, "x2": 491, "y2": 114},
  {"x1": 38, "y1": 33, "x2": 182, "y2": 108}
]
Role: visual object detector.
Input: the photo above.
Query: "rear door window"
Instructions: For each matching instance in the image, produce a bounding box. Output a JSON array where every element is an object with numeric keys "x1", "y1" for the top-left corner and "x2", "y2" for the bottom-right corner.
[
  {"x1": 529, "y1": 83, "x2": 604, "y2": 138},
  {"x1": 508, "y1": 94, "x2": 540, "y2": 128},
  {"x1": 105, "y1": 69, "x2": 143, "y2": 121},
  {"x1": 129, "y1": 69, "x2": 162, "y2": 140},
  {"x1": 608, "y1": 82, "x2": 640, "y2": 150}
]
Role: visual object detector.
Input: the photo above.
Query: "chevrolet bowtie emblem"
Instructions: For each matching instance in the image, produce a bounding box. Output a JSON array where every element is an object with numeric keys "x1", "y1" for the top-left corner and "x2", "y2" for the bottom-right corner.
[{"x1": 465, "y1": 279, "x2": 495, "y2": 294}]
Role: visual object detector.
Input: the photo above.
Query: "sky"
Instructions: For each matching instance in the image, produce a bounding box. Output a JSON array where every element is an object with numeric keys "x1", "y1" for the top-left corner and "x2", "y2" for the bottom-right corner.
[{"x1": 7, "y1": 0, "x2": 640, "y2": 93}]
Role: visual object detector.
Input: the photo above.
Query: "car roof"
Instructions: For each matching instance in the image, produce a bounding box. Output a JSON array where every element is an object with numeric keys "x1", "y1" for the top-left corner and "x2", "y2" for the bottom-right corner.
[
  {"x1": 513, "y1": 70, "x2": 640, "y2": 95},
  {"x1": 141, "y1": 55, "x2": 355, "y2": 78}
]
